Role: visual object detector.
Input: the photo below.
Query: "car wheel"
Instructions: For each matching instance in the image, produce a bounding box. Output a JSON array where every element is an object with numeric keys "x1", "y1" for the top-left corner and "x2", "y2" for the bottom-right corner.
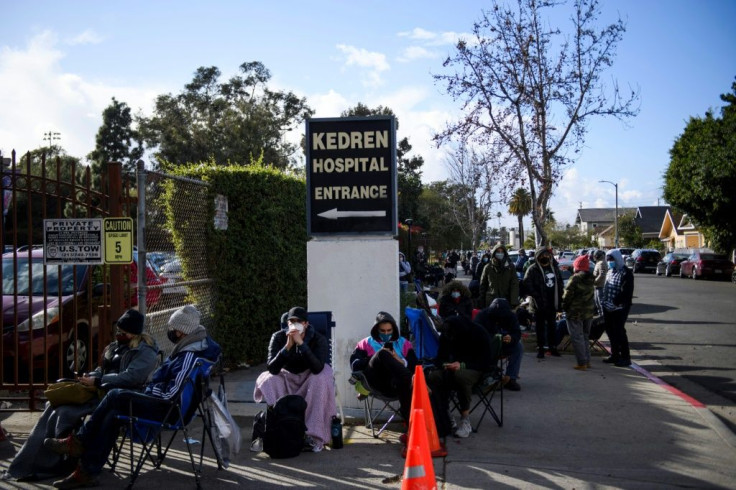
[
  {"x1": 665, "y1": 265, "x2": 671, "y2": 277},
  {"x1": 732, "y1": 271, "x2": 736, "y2": 284},
  {"x1": 64, "y1": 335, "x2": 89, "y2": 377},
  {"x1": 692, "y1": 268, "x2": 698, "y2": 280},
  {"x1": 679, "y1": 267, "x2": 685, "y2": 278}
]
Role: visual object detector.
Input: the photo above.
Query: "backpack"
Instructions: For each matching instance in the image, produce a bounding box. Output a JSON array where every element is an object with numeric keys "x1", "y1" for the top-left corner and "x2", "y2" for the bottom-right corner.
[{"x1": 252, "y1": 394, "x2": 307, "y2": 459}]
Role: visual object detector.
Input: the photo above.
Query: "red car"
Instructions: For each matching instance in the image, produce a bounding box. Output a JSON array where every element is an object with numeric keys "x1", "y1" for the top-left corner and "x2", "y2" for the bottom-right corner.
[
  {"x1": 678, "y1": 251, "x2": 735, "y2": 280},
  {"x1": 2, "y1": 248, "x2": 166, "y2": 379}
]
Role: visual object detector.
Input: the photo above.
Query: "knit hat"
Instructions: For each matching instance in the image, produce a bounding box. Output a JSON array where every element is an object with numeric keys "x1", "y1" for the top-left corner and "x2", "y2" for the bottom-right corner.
[
  {"x1": 167, "y1": 305, "x2": 202, "y2": 334},
  {"x1": 573, "y1": 255, "x2": 590, "y2": 272},
  {"x1": 116, "y1": 309, "x2": 144, "y2": 335},
  {"x1": 287, "y1": 306, "x2": 308, "y2": 322}
]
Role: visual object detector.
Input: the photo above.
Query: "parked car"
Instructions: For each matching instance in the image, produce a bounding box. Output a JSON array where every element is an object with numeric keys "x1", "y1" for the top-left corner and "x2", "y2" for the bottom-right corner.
[
  {"x1": 626, "y1": 249, "x2": 662, "y2": 273},
  {"x1": 679, "y1": 251, "x2": 735, "y2": 280},
  {"x1": 160, "y1": 257, "x2": 187, "y2": 295},
  {"x1": 615, "y1": 247, "x2": 635, "y2": 267},
  {"x1": 1, "y1": 248, "x2": 166, "y2": 378},
  {"x1": 656, "y1": 252, "x2": 689, "y2": 277}
]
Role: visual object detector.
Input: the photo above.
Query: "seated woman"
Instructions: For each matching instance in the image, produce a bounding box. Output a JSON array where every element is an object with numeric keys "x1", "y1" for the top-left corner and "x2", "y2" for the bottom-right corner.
[
  {"x1": 4, "y1": 309, "x2": 159, "y2": 482},
  {"x1": 253, "y1": 307, "x2": 336, "y2": 452},
  {"x1": 437, "y1": 280, "x2": 474, "y2": 319},
  {"x1": 349, "y1": 311, "x2": 417, "y2": 422}
]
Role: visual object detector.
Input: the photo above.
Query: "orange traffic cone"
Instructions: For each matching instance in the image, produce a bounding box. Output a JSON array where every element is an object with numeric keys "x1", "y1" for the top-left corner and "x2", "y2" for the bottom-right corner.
[
  {"x1": 406, "y1": 365, "x2": 447, "y2": 458},
  {"x1": 401, "y1": 408, "x2": 437, "y2": 490}
]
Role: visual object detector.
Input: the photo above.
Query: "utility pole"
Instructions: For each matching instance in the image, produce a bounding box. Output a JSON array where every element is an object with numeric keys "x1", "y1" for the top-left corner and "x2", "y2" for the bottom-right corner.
[{"x1": 43, "y1": 131, "x2": 61, "y2": 148}]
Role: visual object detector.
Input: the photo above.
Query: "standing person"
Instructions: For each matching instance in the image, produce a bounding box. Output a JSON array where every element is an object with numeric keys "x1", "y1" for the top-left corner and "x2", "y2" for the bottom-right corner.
[
  {"x1": 562, "y1": 255, "x2": 596, "y2": 370},
  {"x1": 469, "y1": 252, "x2": 491, "y2": 306},
  {"x1": 399, "y1": 252, "x2": 412, "y2": 292},
  {"x1": 524, "y1": 247, "x2": 564, "y2": 358},
  {"x1": 515, "y1": 248, "x2": 528, "y2": 273},
  {"x1": 478, "y1": 244, "x2": 520, "y2": 308},
  {"x1": 253, "y1": 307, "x2": 336, "y2": 452},
  {"x1": 592, "y1": 249, "x2": 608, "y2": 316},
  {"x1": 43, "y1": 305, "x2": 221, "y2": 489},
  {"x1": 4, "y1": 310, "x2": 159, "y2": 482},
  {"x1": 413, "y1": 245, "x2": 428, "y2": 283},
  {"x1": 601, "y1": 250, "x2": 635, "y2": 367},
  {"x1": 349, "y1": 312, "x2": 417, "y2": 423},
  {"x1": 473, "y1": 298, "x2": 524, "y2": 391},
  {"x1": 437, "y1": 280, "x2": 474, "y2": 319}
]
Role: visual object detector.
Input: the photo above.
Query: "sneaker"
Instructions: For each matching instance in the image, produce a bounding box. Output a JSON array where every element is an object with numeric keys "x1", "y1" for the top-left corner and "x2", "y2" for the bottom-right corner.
[
  {"x1": 250, "y1": 437, "x2": 263, "y2": 453},
  {"x1": 602, "y1": 356, "x2": 620, "y2": 364},
  {"x1": 454, "y1": 418, "x2": 472, "y2": 438},
  {"x1": 573, "y1": 365, "x2": 587, "y2": 371},
  {"x1": 614, "y1": 359, "x2": 632, "y2": 367},
  {"x1": 505, "y1": 379, "x2": 521, "y2": 391},
  {"x1": 44, "y1": 435, "x2": 83, "y2": 458},
  {"x1": 448, "y1": 411, "x2": 458, "y2": 431},
  {"x1": 303, "y1": 435, "x2": 324, "y2": 453},
  {"x1": 52, "y1": 466, "x2": 98, "y2": 489}
]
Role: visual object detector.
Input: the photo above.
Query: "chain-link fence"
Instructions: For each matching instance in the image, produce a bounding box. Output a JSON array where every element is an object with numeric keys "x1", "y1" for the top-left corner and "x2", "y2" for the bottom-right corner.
[{"x1": 137, "y1": 165, "x2": 215, "y2": 358}]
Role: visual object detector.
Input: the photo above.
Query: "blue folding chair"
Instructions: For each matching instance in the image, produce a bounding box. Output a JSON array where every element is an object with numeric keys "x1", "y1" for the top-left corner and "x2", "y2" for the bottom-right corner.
[
  {"x1": 113, "y1": 357, "x2": 223, "y2": 489},
  {"x1": 404, "y1": 307, "x2": 440, "y2": 362}
]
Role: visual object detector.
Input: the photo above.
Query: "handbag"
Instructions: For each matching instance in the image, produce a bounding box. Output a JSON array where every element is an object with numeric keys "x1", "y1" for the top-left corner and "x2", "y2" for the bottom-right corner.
[{"x1": 44, "y1": 381, "x2": 100, "y2": 407}]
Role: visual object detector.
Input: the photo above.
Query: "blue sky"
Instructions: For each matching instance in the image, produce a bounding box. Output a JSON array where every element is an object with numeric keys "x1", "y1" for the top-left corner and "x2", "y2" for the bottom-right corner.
[{"x1": 1, "y1": 0, "x2": 734, "y2": 229}]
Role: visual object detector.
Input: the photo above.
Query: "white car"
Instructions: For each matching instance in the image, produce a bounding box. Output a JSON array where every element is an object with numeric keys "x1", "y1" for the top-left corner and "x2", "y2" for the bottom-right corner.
[{"x1": 161, "y1": 258, "x2": 187, "y2": 295}]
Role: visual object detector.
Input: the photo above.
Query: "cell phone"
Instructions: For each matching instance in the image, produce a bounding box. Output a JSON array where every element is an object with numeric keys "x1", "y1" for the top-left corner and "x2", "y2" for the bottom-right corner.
[{"x1": 384, "y1": 341, "x2": 393, "y2": 351}]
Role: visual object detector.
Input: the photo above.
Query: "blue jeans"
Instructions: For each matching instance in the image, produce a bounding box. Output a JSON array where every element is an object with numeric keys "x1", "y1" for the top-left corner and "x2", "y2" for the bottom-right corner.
[
  {"x1": 503, "y1": 341, "x2": 523, "y2": 380},
  {"x1": 77, "y1": 388, "x2": 171, "y2": 475}
]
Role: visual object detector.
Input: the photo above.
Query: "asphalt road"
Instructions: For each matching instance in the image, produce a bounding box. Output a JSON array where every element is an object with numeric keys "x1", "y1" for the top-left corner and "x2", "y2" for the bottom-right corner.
[{"x1": 627, "y1": 270, "x2": 736, "y2": 432}]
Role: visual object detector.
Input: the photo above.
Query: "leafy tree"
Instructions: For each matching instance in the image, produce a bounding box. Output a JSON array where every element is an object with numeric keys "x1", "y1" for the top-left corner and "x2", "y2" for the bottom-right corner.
[
  {"x1": 87, "y1": 97, "x2": 143, "y2": 181},
  {"x1": 435, "y1": 0, "x2": 639, "y2": 246},
  {"x1": 417, "y1": 181, "x2": 465, "y2": 252},
  {"x1": 546, "y1": 222, "x2": 595, "y2": 250},
  {"x1": 664, "y1": 80, "x2": 736, "y2": 253},
  {"x1": 444, "y1": 141, "x2": 494, "y2": 249},
  {"x1": 508, "y1": 188, "x2": 532, "y2": 245},
  {"x1": 340, "y1": 104, "x2": 425, "y2": 227},
  {"x1": 138, "y1": 62, "x2": 313, "y2": 170},
  {"x1": 618, "y1": 212, "x2": 643, "y2": 248}
]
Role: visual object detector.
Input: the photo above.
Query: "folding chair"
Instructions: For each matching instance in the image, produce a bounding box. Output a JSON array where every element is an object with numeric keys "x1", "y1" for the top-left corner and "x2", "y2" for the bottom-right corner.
[
  {"x1": 112, "y1": 357, "x2": 223, "y2": 489},
  {"x1": 404, "y1": 307, "x2": 440, "y2": 363},
  {"x1": 450, "y1": 334, "x2": 504, "y2": 433},
  {"x1": 349, "y1": 370, "x2": 403, "y2": 438},
  {"x1": 558, "y1": 315, "x2": 608, "y2": 355}
]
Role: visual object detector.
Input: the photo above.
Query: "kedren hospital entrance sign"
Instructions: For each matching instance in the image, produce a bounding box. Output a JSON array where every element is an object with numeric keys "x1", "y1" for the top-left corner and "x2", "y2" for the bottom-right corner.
[{"x1": 306, "y1": 117, "x2": 397, "y2": 235}]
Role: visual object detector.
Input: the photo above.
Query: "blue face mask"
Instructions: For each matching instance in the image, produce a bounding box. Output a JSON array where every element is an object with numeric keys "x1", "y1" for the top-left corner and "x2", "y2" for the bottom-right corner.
[
  {"x1": 379, "y1": 333, "x2": 392, "y2": 342},
  {"x1": 607, "y1": 261, "x2": 616, "y2": 269}
]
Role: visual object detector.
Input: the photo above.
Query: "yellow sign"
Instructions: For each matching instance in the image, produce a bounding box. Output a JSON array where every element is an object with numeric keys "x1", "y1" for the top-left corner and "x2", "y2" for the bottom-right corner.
[{"x1": 103, "y1": 218, "x2": 133, "y2": 264}]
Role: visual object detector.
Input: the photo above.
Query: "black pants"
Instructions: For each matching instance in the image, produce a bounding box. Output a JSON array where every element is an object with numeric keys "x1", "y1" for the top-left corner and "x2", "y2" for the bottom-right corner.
[
  {"x1": 535, "y1": 308, "x2": 557, "y2": 349},
  {"x1": 363, "y1": 349, "x2": 413, "y2": 421},
  {"x1": 604, "y1": 309, "x2": 630, "y2": 361}
]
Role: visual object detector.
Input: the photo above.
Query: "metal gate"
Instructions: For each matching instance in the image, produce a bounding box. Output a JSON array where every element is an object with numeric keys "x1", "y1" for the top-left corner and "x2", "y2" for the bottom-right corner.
[{"x1": 0, "y1": 151, "x2": 133, "y2": 409}]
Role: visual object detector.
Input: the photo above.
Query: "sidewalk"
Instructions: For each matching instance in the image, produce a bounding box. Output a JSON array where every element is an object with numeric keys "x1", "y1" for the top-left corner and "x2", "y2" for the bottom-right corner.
[{"x1": 1, "y1": 344, "x2": 735, "y2": 489}]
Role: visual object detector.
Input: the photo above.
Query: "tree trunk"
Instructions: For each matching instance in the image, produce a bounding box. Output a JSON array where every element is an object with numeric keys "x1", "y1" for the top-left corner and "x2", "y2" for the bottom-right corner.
[{"x1": 517, "y1": 215, "x2": 525, "y2": 247}]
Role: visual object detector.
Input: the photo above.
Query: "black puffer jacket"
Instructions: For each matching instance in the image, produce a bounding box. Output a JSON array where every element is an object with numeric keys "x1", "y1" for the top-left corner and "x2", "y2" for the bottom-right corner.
[
  {"x1": 523, "y1": 247, "x2": 564, "y2": 312},
  {"x1": 438, "y1": 280, "x2": 474, "y2": 319}
]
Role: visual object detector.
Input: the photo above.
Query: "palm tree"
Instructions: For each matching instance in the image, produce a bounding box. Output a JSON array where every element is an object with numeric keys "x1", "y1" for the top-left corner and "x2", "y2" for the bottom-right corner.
[{"x1": 508, "y1": 188, "x2": 532, "y2": 246}]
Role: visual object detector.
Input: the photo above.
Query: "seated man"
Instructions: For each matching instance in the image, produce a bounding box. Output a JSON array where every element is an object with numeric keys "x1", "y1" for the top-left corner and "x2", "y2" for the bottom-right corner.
[
  {"x1": 473, "y1": 298, "x2": 524, "y2": 391},
  {"x1": 44, "y1": 305, "x2": 221, "y2": 489},
  {"x1": 426, "y1": 314, "x2": 495, "y2": 438},
  {"x1": 350, "y1": 311, "x2": 417, "y2": 422},
  {"x1": 437, "y1": 280, "x2": 474, "y2": 319},
  {"x1": 253, "y1": 306, "x2": 336, "y2": 452}
]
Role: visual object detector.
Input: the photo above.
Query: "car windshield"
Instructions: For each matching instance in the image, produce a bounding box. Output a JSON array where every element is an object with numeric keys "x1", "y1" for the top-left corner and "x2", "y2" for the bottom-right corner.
[
  {"x1": 2, "y1": 257, "x2": 86, "y2": 296},
  {"x1": 673, "y1": 254, "x2": 689, "y2": 260}
]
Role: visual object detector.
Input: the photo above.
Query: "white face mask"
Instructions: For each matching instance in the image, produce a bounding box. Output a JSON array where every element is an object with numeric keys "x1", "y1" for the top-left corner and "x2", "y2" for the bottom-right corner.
[
  {"x1": 451, "y1": 291, "x2": 461, "y2": 299},
  {"x1": 495, "y1": 253, "x2": 505, "y2": 260},
  {"x1": 288, "y1": 322, "x2": 305, "y2": 334}
]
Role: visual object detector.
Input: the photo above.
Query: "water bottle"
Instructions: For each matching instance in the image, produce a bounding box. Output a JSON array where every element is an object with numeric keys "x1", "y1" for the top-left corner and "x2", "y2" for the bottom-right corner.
[{"x1": 331, "y1": 415, "x2": 343, "y2": 449}]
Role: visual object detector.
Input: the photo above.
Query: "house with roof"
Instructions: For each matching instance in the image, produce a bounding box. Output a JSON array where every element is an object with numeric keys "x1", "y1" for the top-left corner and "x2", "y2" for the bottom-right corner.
[
  {"x1": 635, "y1": 206, "x2": 671, "y2": 242},
  {"x1": 658, "y1": 210, "x2": 706, "y2": 251},
  {"x1": 576, "y1": 206, "x2": 671, "y2": 248}
]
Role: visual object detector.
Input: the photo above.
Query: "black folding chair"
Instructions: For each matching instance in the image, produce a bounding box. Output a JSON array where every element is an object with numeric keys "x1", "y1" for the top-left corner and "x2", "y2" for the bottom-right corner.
[
  {"x1": 349, "y1": 370, "x2": 403, "y2": 438},
  {"x1": 112, "y1": 357, "x2": 223, "y2": 489}
]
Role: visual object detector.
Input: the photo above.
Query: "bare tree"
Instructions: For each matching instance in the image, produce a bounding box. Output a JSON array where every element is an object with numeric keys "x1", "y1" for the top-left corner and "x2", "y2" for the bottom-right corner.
[
  {"x1": 435, "y1": 0, "x2": 639, "y2": 245},
  {"x1": 444, "y1": 141, "x2": 495, "y2": 249}
]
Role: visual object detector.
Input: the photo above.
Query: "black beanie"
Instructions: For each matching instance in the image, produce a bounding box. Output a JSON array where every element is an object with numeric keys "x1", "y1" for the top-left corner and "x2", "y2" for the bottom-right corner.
[{"x1": 116, "y1": 309, "x2": 144, "y2": 335}]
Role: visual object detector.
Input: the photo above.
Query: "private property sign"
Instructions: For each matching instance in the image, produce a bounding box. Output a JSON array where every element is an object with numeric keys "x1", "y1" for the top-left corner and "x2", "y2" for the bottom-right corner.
[
  {"x1": 306, "y1": 117, "x2": 397, "y2": 236},
  {"x1": 43, "y1": 218, "x2": 103, "y2": 264}
]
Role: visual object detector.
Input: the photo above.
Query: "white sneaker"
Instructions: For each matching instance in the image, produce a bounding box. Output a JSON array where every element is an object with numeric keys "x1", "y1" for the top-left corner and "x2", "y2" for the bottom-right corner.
[
  {"x1": 454, "y1": 417, "x2": 472, "y2": 438},
  {"x1": 448, "y1": 411, "x2": 458, "y2": 431},
  {"x1": 250, "y1": 437, "x2": 263, "y2": 453}
]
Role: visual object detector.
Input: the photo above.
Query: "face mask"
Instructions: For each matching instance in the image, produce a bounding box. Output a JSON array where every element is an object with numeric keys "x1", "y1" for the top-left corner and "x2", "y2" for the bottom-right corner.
[
  {"x1": 608, "y1": 261, "x2": 616, "y2": 269},
  {"x1": 379, "y1": 333, "x2": 392, "y2": 342},
  {"x1": 289, "y1": 322, "x2": 305, "y2": 334},
  {"x1": 494, "y1": 253, "x2": 505, "y2": 260},
  {"x1": 167, "y1": 330, "x2": 180, "y2": 344},
  {"x1": 116, "y1": 333, "x2": 131, "y2": 344},
  {"x1": 451, "y1": 291, "x2": 461, "y2": 299},
  {"x1": 482, "y1": 257, "x2": 489, "y2": 263}
]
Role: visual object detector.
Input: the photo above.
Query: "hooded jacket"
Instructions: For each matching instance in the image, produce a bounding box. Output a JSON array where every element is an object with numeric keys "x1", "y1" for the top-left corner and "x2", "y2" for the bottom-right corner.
[
  {"x1": 601, "y1": 249, "x2": 634, "y2": 317},
  {"x1": 473, "y1": 298, "x2": 521, "y2": 349},
  {"x1": 438, "y1": 280, "x2": 474, "y2": 319},
  {"x1": 523, "y1": 247, "x2": 564, "y2": 312},
  {"x1": 479, "y1": 243, "x2": 520, "y2": 307},
  {"x1": 434, "y1": 314, "x2": 495, "y2": 373},
  {"x1": 350, "y1": 312, "x2": 417, "y2": 373}
]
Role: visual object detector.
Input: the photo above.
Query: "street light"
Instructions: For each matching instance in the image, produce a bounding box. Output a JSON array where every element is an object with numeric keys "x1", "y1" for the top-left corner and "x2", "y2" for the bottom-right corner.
[
  {"x1": 599, "y1": 180, "x2": 619, "y2": 248},
  {"x1": 404, "y1": 218, "x2": 413, "y2": 258}
]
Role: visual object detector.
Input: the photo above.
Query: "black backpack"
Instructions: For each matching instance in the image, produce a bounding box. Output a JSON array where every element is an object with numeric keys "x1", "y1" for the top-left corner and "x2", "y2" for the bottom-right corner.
[{"x1": 253, "y1": 394, "x2": 307, "y2": 458}]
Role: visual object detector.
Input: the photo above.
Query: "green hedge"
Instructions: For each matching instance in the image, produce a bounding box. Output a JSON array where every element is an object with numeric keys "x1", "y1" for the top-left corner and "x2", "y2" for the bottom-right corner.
[{"x1": 167, "y1": 162, "x2": 307, "y2": 366}]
